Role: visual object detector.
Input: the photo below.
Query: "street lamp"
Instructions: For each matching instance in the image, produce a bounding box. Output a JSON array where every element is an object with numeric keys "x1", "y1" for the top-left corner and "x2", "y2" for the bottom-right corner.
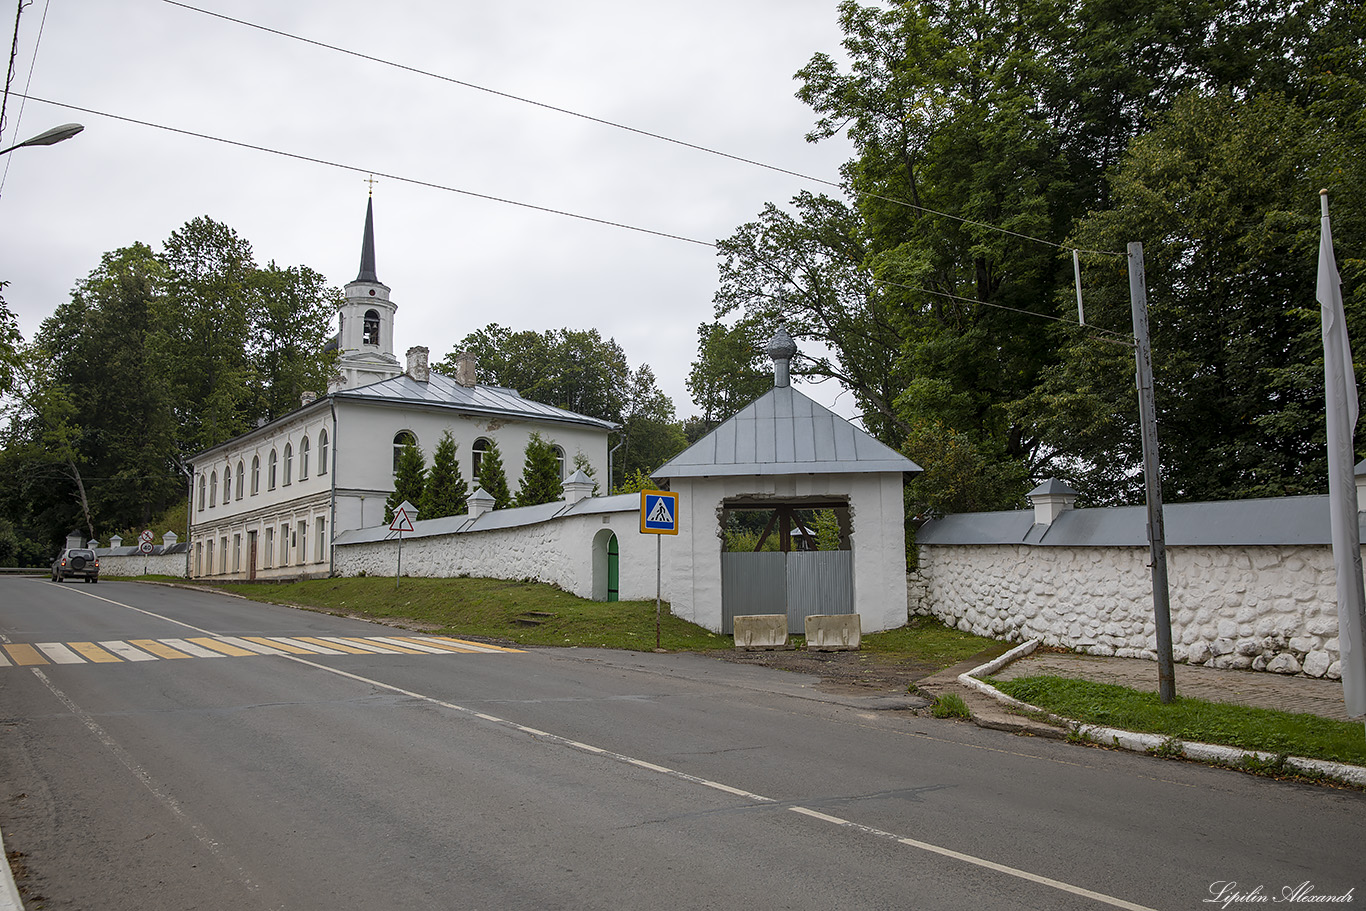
[{"x1": 0, "y1": 122, "x2": 84, "y2": 156}]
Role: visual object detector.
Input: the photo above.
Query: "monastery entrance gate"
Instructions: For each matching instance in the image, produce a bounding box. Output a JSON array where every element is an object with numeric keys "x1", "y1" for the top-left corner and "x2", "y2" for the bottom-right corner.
[{"x1": 718, "y1": 499, "x2": 853, "y2": 635}]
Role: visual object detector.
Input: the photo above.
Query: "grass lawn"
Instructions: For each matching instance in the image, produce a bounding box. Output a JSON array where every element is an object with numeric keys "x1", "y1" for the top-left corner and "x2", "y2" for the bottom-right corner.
[
  {"x1": 991, "y1": 675, "x2": 1366, "y2": 768},
  {"x1": 201, "y1": 575, "x2": 996, "y2": 670}
]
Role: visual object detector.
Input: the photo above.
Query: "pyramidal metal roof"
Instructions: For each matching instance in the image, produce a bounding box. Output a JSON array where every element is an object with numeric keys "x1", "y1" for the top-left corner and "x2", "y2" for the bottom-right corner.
[
  {"x1": 652, "y1": 384, "x2": 920, "y2": 479},
  {"x1": 333, "y1": 370, "x2": 618, "y2": 431}
]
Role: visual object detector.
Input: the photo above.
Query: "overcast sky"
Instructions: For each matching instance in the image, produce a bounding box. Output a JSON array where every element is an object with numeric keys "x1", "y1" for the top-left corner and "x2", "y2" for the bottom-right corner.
[{"x1": 0, "y1": 0, "x2": 859, "y2": 420}]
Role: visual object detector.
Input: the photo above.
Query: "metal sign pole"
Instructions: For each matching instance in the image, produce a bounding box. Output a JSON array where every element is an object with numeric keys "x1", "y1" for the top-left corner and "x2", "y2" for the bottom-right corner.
[
  {"x1": 396, "y1": 529, "x2": 403, "y2": 590},
  {"x1": 656, "y1": 535, "x2": 662, "y2": 650}
]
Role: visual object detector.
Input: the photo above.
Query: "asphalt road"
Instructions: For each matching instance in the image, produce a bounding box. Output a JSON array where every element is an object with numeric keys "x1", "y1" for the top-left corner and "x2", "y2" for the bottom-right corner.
[{"x1": 0, "y1": 577, "x2": 1360, "y2": 910}]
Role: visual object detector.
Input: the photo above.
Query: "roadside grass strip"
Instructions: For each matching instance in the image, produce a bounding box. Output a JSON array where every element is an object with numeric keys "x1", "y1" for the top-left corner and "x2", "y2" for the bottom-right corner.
[{"x1": 0, "y1": 635, "x2": 525, "y2": 667}]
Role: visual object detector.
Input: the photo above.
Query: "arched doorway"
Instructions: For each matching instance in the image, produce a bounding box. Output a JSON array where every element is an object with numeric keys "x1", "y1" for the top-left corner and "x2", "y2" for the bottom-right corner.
[{"x1": 591, "y1": 528, "x2": 619, "y2": 602}]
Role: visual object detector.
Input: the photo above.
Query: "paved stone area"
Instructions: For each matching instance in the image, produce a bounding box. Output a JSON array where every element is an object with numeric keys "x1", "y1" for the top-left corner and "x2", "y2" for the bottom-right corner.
[{"x1": 993, "y1": 651, "x2": 1356, "y2": 723}]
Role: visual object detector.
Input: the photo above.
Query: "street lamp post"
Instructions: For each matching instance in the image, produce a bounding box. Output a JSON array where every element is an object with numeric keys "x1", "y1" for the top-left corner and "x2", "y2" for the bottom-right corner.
[{"x1": 0, "y1": 123, "x2": 84, "y2": 156}]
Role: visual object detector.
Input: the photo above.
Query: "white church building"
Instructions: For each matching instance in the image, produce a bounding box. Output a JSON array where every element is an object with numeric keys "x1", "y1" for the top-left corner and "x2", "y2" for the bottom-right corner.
[{"x1": 186, "y1": 199, "x2": 616, "y2": 581}]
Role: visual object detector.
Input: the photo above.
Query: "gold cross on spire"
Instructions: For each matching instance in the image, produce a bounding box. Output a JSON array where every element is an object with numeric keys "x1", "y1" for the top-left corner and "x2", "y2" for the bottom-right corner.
[{"x1": 364, "y1": 174, "x2": 378, "y2": 196}]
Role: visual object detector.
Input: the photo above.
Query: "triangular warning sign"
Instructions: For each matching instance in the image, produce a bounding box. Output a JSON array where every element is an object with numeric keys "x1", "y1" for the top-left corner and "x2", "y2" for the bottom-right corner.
[{"x1": 647, "y1": 498, "x2": 673, "y2": 525}]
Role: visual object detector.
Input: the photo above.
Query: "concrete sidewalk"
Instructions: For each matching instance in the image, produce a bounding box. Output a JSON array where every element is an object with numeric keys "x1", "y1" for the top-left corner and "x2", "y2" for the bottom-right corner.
[{"x1": 917, "y1": 647, "x2": 1360, "y2": 738}]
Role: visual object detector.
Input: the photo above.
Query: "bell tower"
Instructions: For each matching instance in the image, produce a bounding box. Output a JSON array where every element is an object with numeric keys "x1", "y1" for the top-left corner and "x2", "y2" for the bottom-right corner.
[{"x1": 330, "y1": 193, "x2": 402, "y2": 392}]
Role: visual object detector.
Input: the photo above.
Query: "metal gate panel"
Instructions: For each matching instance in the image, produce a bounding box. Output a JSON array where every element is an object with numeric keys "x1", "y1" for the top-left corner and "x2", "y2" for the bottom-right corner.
[
  {"x1": 721, "y1": 552, "x2": 786, "y2": 634},
  {"x1": 786, "y1": 551, "x2": 854, "y2": 634}
]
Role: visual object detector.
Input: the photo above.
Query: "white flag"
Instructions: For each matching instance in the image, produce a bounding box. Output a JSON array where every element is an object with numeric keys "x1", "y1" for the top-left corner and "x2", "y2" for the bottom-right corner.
[{"x1": 1319, "y1": 190, "x2": 1366, "y2": 718}]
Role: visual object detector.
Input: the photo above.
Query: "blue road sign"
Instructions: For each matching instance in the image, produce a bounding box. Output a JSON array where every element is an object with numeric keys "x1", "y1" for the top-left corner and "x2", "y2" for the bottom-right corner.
[{"x1": 640, "y1": 490, "x2": 679, "y2": 535}]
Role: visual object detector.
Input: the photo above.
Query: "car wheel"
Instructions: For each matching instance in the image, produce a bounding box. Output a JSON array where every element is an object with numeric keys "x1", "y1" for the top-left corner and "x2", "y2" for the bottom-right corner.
[
  {"x1": 54, "y1": 574, "x2": 63, "y2": 583},
  {"x1": 92, "y1": 577, "x2": 99, "y2": 584}
]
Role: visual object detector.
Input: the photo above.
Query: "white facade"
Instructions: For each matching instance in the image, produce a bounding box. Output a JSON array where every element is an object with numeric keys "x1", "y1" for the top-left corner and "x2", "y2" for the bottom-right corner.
[
  {"x1": 664, "y1": 472, "x2": 910, "y2": 633},
  {"x1": 187, "y1": 200, "x2": 614, "y2": 582}
]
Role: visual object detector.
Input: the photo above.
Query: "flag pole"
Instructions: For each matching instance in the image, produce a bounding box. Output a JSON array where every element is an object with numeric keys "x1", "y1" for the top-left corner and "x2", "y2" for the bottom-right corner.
[{"x1": 1318, "y1": 189, "x2": 1366, "y2": 723}]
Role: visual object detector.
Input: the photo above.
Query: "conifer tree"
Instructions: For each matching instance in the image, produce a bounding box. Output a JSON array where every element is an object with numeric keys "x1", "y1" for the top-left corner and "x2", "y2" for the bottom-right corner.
[
  {"x1": 421, "y1": 431, "x2": 468, "y2": 518},
  {"x1": 516, "y1": 432, "x2": 564, "y2": 507},
  {"x1": 385, "y1": 442, "x2": 426, "y2": 524},
  {"x1": 475, "y1": 438, "x2": 512, "y2": 510}
]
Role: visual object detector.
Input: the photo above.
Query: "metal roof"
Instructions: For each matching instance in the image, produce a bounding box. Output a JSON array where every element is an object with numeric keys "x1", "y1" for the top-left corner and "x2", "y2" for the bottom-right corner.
[
  {"x1": 652, "y1": 385, "x2": 920, "y2": 479},
  {"x1": 917, "y1": 494, "x2": 1360, "y2": 548},
  {"x1": 333, "y1": 371, "x2": 618, "y2": 431},
  {"x1": 332, "y1": 493, "x2": 639, "y2": 545}
]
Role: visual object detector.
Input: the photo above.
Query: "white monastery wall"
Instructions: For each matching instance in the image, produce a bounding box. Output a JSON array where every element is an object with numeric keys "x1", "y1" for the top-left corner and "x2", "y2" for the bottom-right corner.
[
  {"x1": 913, "y1": 542, "x2": 1350, "y2": 679},
  {"x1": 333, "y1": 505, "x2": 656, "y2": 601}
]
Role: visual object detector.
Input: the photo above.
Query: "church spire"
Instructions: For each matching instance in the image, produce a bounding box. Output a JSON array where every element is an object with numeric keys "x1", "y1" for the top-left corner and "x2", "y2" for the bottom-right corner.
[{"x1": 355, "y1": 194, "x2": 380, "y2": 284}]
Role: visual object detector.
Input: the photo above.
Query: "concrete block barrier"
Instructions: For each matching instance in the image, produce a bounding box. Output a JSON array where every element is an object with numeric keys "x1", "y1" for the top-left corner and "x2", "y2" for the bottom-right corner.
[
  {"x1": 805, "y1": 614, "x2": 861, "y2": 651},
  {"x1": 733, "y1": 614, "x2": 790, "y2": 650}
]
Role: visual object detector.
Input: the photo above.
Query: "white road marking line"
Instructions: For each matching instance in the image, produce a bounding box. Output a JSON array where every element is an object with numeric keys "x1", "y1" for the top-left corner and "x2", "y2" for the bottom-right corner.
[
  {"x1": 98, "y1": 640, "x2": 157, "y2": 662},
  {"x1": 265, "y1": 637, "x2": 345, "y2": 655},
  {"x1": 34, "y1": 642, "x2": 84, "y2": 664},
  {"x1": 215, "y1": 636, "x2": 290, "y2": 656},
  {"x1": 0, "y1": 650, "x2": 10, "y2": 667},
  {"x1": 159, "y1": 638, "x2": 224, "y2": 658},
  {"x1": 788, "y1": 807, "x2": 1158, "y2": 911}
]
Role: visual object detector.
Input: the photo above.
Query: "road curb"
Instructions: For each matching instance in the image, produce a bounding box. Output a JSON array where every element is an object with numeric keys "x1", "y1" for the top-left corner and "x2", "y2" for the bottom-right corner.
[
  {"x1": 0, "y1": 826, "x2": 23, "y2": 911},
  {"x1": 961, "y1": 641, "x2": 1366, "y2": 788}
]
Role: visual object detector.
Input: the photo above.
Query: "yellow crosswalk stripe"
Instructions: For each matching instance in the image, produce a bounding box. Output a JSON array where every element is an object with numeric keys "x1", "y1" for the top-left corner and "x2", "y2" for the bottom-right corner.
[
  {"x1": 3, "y1": 644, "x2": 47, "y2": 666},
  {"x1": 337, "y1": 636, "x2": 424, "y2": 654},
  {"x1": 431, "y1": 636, "x2": 524, "y2": 653},
  {"x1": 394, "y1": 636, "x2": 484, "y2": 654},
  {"x1": 295, "y1": 636, "x2": 371, "y2": 654},
  {"x1": 186, "y1": 637, "x2": 258, "y2": 657},
  {"x1": 240, "y1": 636, "x2": 317, "y2": 655},
  {"x1": 68, "y1": 642, "x2": 121, "y2": 663},
  {"x1": 128, "y1": 639, "x2": 192, "y2": 659}
]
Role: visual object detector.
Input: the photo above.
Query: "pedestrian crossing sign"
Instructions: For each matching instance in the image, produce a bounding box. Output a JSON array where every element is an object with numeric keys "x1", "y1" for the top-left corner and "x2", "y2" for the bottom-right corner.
[{"x1": 640, "y1": 490, "x2": 680, "y2": 535}]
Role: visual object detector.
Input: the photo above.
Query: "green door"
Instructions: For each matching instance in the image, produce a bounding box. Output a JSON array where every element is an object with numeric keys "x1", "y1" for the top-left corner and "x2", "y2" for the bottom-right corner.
[{"x1": 607, "y1": 534, "x2": 619, "y2": 602}]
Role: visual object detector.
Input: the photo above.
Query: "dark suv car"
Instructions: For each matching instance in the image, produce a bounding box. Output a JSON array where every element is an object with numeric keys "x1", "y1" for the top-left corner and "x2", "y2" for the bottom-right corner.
[{"x1": 52, "y1": 548, "x2": 99, "y2": 583}]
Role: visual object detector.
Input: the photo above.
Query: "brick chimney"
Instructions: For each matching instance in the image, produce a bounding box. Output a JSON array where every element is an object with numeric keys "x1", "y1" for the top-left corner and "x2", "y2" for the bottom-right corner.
[
  {"x1": 406, "y1": 346, "x2": 430, "y2": 383},
  {"x1": 453, "y1": 350, "x2": 477, "y2": 388}
]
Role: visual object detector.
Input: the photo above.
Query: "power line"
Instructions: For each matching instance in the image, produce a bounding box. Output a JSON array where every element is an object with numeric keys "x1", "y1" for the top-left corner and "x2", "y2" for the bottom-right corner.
[
  {"x1": 15, "y1": 93, "x2": 1131, "y2": 343},
  {"x1": 159, "y1": 0, "x2": 1124, "y2": 259},
  {"x1": 16, "y1": 93, "x2": 717, "y2": 248}
]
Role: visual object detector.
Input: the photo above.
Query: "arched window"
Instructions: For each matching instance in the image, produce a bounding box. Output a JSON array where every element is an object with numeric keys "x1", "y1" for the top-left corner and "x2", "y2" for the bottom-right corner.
[
  {"x1": 393, "y1": 430, "x2": 416, "y2": 473},
  {"x1": 198, "y1": 475, "x2": 206, "y2": 511},
  {"x1": 553, "y1": 445, "x2": 566, "y2": 480},
  {"x1": 363, "y1": 309, "x2": 380, "y2": 346},
  {"x1": 251, "y1": 455, "x2": 260, "y2": 495},
  {"x1": 472, "y1": 438, "x2": 490, "y2": 478},
  {"x1": 236, "y1": 461, "x2": 245, "y2": 500},
  {"x1": 210, "y1": 471, "x2": 218, "y2": 507},
  {"x1": 268, "y1": 450, "x2": 278, "y2": 490},
  {"x1": 300, "y1": 437, "x2": 311, "y2": 479},
  {"x1": 318, "y1": 430, "x2": 329, "y2": 475},
  {"x1": 283, "y1": 443, "x2": 293, "y2": 485},
  {"x1": 223, "y1": 466, "x2": 232, "y2": 503}
]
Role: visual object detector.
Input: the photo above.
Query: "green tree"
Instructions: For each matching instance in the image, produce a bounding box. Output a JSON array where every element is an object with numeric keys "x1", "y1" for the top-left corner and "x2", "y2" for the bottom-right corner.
[
  {"x1": 474, "y1": 438, "x2": 512, "y2": 509},
  {"x1": 155, "y1": 217, "x2": 258, "y2": 453},
  {"x1": 421, "y1": 431, "x2": 468, "y2": 518},
  {"x1": 1032, "y1": 89, "x2": 1366, "y2": 503},
  {"x1": 615, "y1": 365, "x2": 688, "y2": 488},
  {"x1": 248, "y1": 262, "x2": 340, "y2": 420},
  {"x1": 515, "y1": 432, "x2": 564, "y2": 507},
  {"x1": 385, "y1": 442, "x2": 426, "y2": 524},
  {"x1": 613, "y1": 469, "x2": 656, "y2": 496},
  {"x1": 437, "y1": 324, "x2": 630, "y2": 423},
  {"x1": 0, "y1": 282, "x2": 21, "y2": 395},
  {"x1": 686, "y1": 320, "x2": 770, "y2": 425}
]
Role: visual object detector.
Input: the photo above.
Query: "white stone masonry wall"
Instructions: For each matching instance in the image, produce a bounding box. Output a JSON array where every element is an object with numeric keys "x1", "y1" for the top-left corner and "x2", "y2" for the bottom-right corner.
[
  {"x1": 94, "y1": 551, "x2": 189, "y2": 578},
  {"x1": 914, "y1": 543, "x2": 1347, "y2": 679}
]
